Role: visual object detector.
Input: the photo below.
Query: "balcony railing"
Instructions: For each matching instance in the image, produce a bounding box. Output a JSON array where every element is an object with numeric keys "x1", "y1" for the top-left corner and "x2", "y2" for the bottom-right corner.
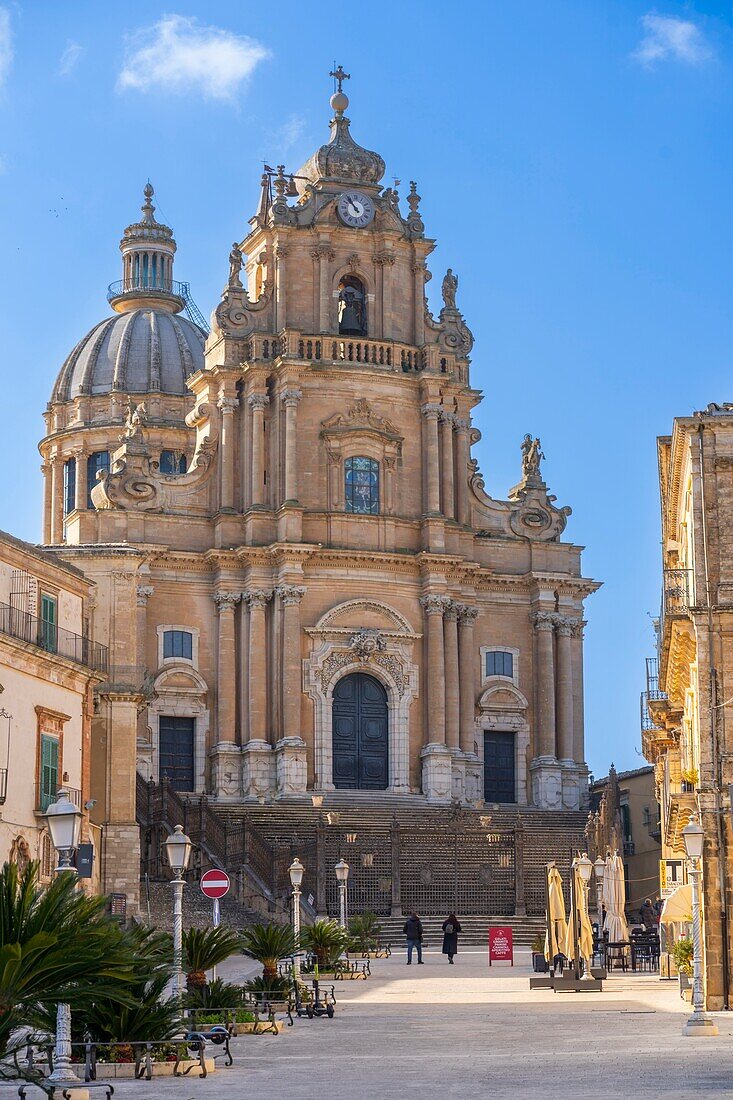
[
  {"x1": 107, "y1": 277, "x2": 186, "y2": 302},
  {"x1": 36, "y1": 784, "x2": 81, "y2": 814},
  {"x1": 0, "y1": 602, "x2": 108, "y2": 673},
  {"x1": 663, "y1": 568, "x2": 693, "y2": 617}
]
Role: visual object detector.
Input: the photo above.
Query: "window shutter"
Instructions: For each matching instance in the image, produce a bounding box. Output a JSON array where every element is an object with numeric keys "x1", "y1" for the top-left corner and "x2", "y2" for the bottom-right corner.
[{"x1": 40, "y1": 735, "x2": 59, "y2": 812}]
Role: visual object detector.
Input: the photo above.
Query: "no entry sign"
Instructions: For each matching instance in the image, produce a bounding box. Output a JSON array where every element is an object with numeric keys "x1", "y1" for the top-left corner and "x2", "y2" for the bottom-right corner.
[
  {"x1": 200, "y1": 869, "x2": 231, "y2": 900},
  {"x1": 488, "y1": 926, "x2": 514, "y2": 966}
]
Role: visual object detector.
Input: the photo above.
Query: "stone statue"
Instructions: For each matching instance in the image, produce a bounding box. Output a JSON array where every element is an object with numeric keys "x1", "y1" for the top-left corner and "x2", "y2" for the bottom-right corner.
[
  {"x1": 521, "y1": 434, "x2": 544, "y2": 478},
  {"x1": 124, "y1": 400, "x2": 147, "y2": 441},
  {"x1": 228, "y1": 243, "x2": 243, "y2": 287},
  {"x1": 442, "y1": 268, "x2": 458, "y2": 310}
]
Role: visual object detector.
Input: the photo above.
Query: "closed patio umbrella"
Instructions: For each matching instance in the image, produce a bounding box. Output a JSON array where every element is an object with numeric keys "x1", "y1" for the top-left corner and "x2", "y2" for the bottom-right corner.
[
  {"x1": 603, "y1": 852, "x2": 629, "y2": 944},
  {"x1": 546, "y1": 865, "x2": 568, "y2": 962},
  {"x1": 562, "y1": 863, "x2": 594, "y2": 968}
]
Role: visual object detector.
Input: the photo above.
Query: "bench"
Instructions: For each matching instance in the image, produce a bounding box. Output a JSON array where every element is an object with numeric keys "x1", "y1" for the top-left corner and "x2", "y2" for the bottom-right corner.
[{"x1": 13, "y1": 1042, "x2": 114, "y2": 1098}]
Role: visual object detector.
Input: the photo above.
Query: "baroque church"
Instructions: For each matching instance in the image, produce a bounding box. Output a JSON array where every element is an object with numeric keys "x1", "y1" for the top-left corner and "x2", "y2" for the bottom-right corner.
[{"x1": 39, "y1": 70, "x2": 599, "y2": 908}]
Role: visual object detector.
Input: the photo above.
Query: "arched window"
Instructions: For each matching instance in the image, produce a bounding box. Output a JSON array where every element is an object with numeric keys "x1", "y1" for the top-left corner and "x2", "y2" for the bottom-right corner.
[
  {"x1": 345, "y1": 456, "x2": 379, "y2": 514},
  {"x1": 87, "y1": 451, "x2": 110, "y2": 508},
  {"x1": 338, "y1": 275, "x2": 367, "y2": 336},
  {"x1": 160, "y1": 450, "x2": 187, "y2": 475},
  {"x1": 63, "y1": 458, "x2": 76, "y2": 515}
]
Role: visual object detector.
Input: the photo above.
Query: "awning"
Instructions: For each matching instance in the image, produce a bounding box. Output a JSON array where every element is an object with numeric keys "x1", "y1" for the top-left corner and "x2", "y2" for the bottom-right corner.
[{"x1": 660, "y1": 883, "x2": 692, "y2": 925}]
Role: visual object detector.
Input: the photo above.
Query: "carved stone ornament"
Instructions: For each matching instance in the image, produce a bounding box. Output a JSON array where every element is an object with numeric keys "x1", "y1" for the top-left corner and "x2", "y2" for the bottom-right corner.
[
  {"x1": 214, "y1": 591, "x2": 241, "y2": 611},
  {"x1": 349, "y1": 628, "x2": 387, "y2": 659},
  {"x1": 214, "y1": 275, "x2": 273, "y2": 338},
  {"x1": 420, "y1": 594, "x2": 449, "y2": 616},
  {"x1": 276, "y1": 584, "x2": 306, "y2": 605},
  {"x1": 321, "y1": 398, "x2": 401, "y2": 441}
]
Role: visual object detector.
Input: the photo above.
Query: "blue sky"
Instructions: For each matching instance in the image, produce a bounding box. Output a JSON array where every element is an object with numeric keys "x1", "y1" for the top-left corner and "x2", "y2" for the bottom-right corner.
[{"x1": 1, "y1": 1, "x2": 731, "y2": 778}]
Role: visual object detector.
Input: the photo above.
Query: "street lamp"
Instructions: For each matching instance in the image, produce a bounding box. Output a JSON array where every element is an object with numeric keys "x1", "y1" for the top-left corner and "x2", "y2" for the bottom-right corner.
[
  {"x1": 576, "y1": 853, "x2": 593, "y2": 981},
  {"x1": 44, "y1": 793, "x2": 84, "y2": 1087},
  {"x1": 335, "y1": 858, "x2": 350, "y2": 930},
  {"x1": 682, "y1": 815, "x2": 718, "y2": 1036},
  {"x1": 594, "y1": 856, "x2": 605, "y2": 918},
  {"x1": 165, "y1": 825, "x2": 192, "y2": 998},
  {"x1": 289, "y1": 857, "x2": 304, "y2": 979}
]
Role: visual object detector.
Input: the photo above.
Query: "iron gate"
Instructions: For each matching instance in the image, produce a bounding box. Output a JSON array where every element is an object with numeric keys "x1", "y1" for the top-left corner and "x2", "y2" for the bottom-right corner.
[{"x1": 400, "y1": 827, "x2": 516, "y2": 915}]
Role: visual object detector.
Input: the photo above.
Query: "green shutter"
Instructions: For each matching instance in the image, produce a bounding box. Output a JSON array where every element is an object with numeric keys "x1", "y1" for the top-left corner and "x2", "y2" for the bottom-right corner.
[
  {"x1": 40, "y1": 595, "x2": 57, "y2": 654},
  {"x1": 40, "y1": 735, "x2": 59, "y2": 812}
]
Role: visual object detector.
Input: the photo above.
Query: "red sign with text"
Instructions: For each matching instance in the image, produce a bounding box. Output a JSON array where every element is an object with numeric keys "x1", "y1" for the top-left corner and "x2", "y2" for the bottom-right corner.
[{"x1": 488, "y1": 926, "x2": 514, "y2": 966}]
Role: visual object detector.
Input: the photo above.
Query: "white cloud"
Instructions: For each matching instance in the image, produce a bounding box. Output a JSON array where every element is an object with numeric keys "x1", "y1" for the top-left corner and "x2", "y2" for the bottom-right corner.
[
  {"x1": 633, "y1": 13, "x2": 713, "y2": 66},
  {"x1": 118, "y1": 14, "x2": 270, "y2": 100},
  {"x1": 59, "y1": 40, "x2": 84, "y2": 77},
  {"x1": 0, "y1": 8, "x2": 13, "y2": 89},
  {"x1": 277, "y1": 114, "x2": 307, "y2": 152}
]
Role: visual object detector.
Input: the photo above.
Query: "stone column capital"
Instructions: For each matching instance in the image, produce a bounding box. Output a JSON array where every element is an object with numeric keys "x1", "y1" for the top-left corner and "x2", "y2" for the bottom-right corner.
[
  {"x1": 440, "y1": 410, "x2": 456, "y2": 427},
  {"x1": 248, "y1": 393, "x2": 270, "y2": 412},
  {"x1": 217, "y1": 396, "x2": 239, "y2": 413},
  {"x1": 421, "y1": 594, "x2": 450, "y2": 616},
  {"x1": 555, "y1": 616, "x2": 576, "y2": 637},
  {"x1": 454, "y1": 417, "x2": 471, "y2": 435},
  {"x1": 282, "y1": 388, "x2": 303, "y2": 408},
  {"x1": 276, "y1": 584, "x2": 306, "y2": 605},
  {"x1": 421, "y1": 402, "x2": 442, "y2": 421},
  {"x1": 310, "y1": 244, "x2": 334, "y2": 261},
  {"x1": 456, "y1": 603, "x2": 478, "y2": 625},
  {"x1": 245, "y1": 588, "x2": 273, "y2": 610},
  {"x1": 443, "y1": 600, "x2": 459, "y2": 622},
  {"x1": 531, "y1": 610, "x2": 556, "y2": 632},
  {"x1": 571, "y1": 619, "x2": 587, "y2": 639},
  {"x1": 214, "y1": 591, "x2": 241, "y2": 611},
  {"x1": 136, "y1": 584, "x2": 154, "y2": 607}
]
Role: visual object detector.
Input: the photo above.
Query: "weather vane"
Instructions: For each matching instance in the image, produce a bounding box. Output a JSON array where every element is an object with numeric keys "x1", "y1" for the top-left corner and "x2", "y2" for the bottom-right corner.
[{"x1": 330, "y1": 64, "x2": 350, "y2": 93}]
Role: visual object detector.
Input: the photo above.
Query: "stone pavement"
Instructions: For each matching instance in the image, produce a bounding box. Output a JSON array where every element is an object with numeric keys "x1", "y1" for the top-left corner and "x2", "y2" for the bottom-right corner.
[{"x1": 8, "y1": 946, "x2": 733, "y2": 1100}]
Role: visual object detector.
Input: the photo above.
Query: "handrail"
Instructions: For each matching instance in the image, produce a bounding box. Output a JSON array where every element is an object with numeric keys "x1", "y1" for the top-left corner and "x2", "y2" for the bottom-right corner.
[
  {"x1": 107, "y1": 277, "x2": 187, "y2": 301},
  {"x1": 0, "y1": 601, "x2": 108, "y2": 673}
]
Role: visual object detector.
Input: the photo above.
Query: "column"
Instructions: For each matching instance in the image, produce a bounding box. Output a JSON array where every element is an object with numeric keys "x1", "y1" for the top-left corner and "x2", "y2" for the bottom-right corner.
[
  {"x1": 247, "y1": 589, "x2": 272, "y2": 743},
  {"x1": 421, "y1": 595, "x2": 447, "y2": 744},
  {"x1": 571, "y1": 620, "x2": 587, "y2": 764},
  {"x1": 41, "y1": 462, "x2": 52, "y2": 544},
  {"x1": 313, "y1": 245, "x2": 333, "y2": 333},
  {"x1": 381, "y1": 253, "x2": 395, "y2": 335},
  {"x1": 277, "y1": 584, "x2": 306, "y2": 738},
  {"x1": 440, "y1": 412, "x2": 455, "y2": 519},
  {"x1": 454, "y1": 418, "x2": 470, "y2": 526},
  {"x1": 50, "y1": 456, "x2": 64, "y2": 543},
  {"x1": 218, "y1": 396, "x2": 239, "y2": 511},
  {"x1": 458, "y1": 605, "x2": 478, "y2": 754},
  {"x1": 248, "y1": 393, "x2": 269, "y2": 507},
  {"x1": 532, "y1": 611, "x2": 556, "y2": 758},
  {"x1": 135, "y1": 583, "x2": 154, "y2": 673},
  {"x1": 412, "y1": 261, "x2": 425, "y2": 346},
  {"x1": 422, "y1": 404, "x2": 441, "y2": 514},
  {"x1": 555, "y1": 617, "x2": 574, "y2": 762},
  {"x1": 444, "y1": 601, "x2": 460, "y2": 749},
  {"x1": 282, "y1": 389, "x2": 302, "y2": 504},
  {"x1": 275, "y1": 246, "x2": 288, "y2": 332},
  {"x1": 74, "y1": 449, "x2": 88, "y2": 512},
  {"x1": 215, "y1": 592, "x2": 240, "y2": 743}
]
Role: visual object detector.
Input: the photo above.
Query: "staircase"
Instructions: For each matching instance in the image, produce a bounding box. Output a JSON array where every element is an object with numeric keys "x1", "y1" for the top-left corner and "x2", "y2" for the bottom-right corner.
[
  {"x1": 140, "y1": 879, "x2": 263, "y2": 932},
  {"x1": 378, "y1": 914, "x2": 544, "y2": 950}
]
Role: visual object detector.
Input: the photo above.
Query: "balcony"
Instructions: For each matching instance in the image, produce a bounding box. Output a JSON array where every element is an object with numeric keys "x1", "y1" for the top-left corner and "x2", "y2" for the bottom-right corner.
[
  {"x1": 36, "y1": 784, "x2": 81, "y2": 815},
  {"x1": 243, "y1": 330, "x2": 461, "y2": 378},
  {"x1": 623, "y1": 840, "x2": 635, "y2": 857},
  {"x1": 107, "y1": 276, "x2": 186, "y2": 307},
  {"x1": 663, "y1": 568, "x2": 693, "y2": 618},
  {"x1": 0, "y1": 602, "x2": 108, "y2": 673}
]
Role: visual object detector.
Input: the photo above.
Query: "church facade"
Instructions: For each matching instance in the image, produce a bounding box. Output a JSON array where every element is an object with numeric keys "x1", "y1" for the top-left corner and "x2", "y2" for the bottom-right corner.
[{"x1": 40, "y1": 71, "x2": 599, "y2": 904}]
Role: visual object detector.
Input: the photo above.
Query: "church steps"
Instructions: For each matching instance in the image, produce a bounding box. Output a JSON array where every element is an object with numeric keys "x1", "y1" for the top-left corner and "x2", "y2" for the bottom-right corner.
[{"x1": 377, "y1": 914, "x2": 545, "y2": 949}]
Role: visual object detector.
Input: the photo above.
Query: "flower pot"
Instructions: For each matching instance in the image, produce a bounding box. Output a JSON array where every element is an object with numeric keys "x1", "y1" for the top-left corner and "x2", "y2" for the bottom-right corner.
[{"x1": 532, "y1": 952, "x2": 549, "y2": 973}]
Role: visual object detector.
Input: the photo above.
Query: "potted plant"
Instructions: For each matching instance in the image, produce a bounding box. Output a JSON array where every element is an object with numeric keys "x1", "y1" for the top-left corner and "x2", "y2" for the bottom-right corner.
[
  {"x1": 673, "y1": 936, "x2": 693, "y2": 997},
  {"x1": 240, "y1": 922, "x2": 297, "y2": 999},
  {"x1": 182, "y1": 926, "x2": 242, "y2": 995},
  {"x1": 531, "y1": 933, "x2": 548, "y2": 973},
  {"x1": 348, "y1": 911, "x2": 382, "y2": 955},
  {"x1": 300, "y1": 919, "x2": 349, "y2": 972},
  {"x1": 681, "y1": 768, "x2": 699, "y2": 793}
]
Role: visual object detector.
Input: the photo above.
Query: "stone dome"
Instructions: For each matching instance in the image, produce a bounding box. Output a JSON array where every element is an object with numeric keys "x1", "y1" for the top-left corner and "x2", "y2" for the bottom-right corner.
[
  {"x1": 51, "y1": 308, "x2": 205, "y2": 403},
  {"x1": 299, "y1": 114, "x2": 386, "y2": 186}
]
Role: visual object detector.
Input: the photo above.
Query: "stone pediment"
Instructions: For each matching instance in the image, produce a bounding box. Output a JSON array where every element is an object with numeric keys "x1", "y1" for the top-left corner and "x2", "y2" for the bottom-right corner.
[
  {"x1": 313, "y1": 598, "x2": 416, "y2": 636},
  {"x1": 321, "y1": 399, "x2": 402, "y2": 443},
  {"x1": 478, "y1": 683, "x2": 528, "y2": 711}
]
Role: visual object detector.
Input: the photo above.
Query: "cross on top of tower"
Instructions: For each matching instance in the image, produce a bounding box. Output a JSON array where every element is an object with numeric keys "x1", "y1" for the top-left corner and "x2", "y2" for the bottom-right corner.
[{"x1": 330, "y1": 65, "x2": 350, "y2": 92}]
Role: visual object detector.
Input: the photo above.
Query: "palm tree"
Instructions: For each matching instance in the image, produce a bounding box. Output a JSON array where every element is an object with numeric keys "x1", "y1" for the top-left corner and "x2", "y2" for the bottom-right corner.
[
  {"x1": 348, "y1": 911, "x2": 382, "y2": 953},
  {"x1": 182, "y1": 925, "x2": 241, "y2": 992},
  {"x1": 300, "y1": 919, "x2": 348, "y2": 968},
  {"x1": 0, "y1": 861, "x2": 134, "y2": 1060},
  {"x1": 240, "y1": 923, "x2": 297, "y2": 983}
]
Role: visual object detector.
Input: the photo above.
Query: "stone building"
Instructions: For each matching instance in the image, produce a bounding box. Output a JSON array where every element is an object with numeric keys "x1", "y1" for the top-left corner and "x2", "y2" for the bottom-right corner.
[
  {"x1": 0, "y1": 529, "x2": 106, "y2": 886},
  {"x1": 642, "y1": 401, "x2": 733, "y2": 1009},
  {"x1": 587, "y1": 764, "x2": 662, "y2": 916},
  {"x1": 39, "y1": 71, "x2": 599, "y2": 910}
]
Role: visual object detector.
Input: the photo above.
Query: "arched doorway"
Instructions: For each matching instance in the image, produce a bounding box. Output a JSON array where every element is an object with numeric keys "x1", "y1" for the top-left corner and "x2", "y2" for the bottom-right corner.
[{"x1": 332, "y1": 672, "x2": 388, "y2": 790}]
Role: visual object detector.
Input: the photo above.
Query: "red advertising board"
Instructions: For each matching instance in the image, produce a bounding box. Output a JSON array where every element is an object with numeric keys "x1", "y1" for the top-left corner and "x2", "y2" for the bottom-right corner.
[{"x1": 488, "y1": 926, "x2": 514, "y2": 966}]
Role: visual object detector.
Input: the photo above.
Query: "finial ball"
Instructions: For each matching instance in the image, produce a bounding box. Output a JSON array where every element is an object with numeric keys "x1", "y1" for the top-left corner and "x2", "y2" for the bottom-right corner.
[
  {"x1": 330, "y1": 90, "x2": 349, "y2": 115},
  {"x1": 144, "y1": 182, "x2": 154, "y2": 200}
]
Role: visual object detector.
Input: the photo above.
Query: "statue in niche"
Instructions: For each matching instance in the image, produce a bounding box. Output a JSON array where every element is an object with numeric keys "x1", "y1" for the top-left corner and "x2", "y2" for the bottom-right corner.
[
  {"x1": 228, "y1": 242, "x2": 243, "y2": 287},
  {"x1": 338, "y1": 275, "x2": 367, "y2": 336},
  {"x1": 521, "y1": 434, "x2": 544, "y2": 478},
  {"x1": 442, "y1": 268, "x2": 458, "y2": 310},
  {"x1": 124, "y1": 400, "x2": 147, "y2": 441}
]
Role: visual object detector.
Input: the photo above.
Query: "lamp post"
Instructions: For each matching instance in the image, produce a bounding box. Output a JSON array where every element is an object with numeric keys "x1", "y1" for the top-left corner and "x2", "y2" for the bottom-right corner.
[
  {"x1": 594, "y1": 856, "x2": 605, "y2": 919},
  {"x1": 335, "y1": 858, "x2": 349, "y2": 930},
  {"x1": 289, "y1": 857, "x2": 304, "y2": 979},
  {"x1": 165, "y1": 824, "x2": 192, "y2": 998},
  {"x1": 44, "y1": 792, "x2": 83, "y2": 1087},
  {"x1": 682, "y1": 816, "x2": 718, "y2": 1036},
  {"x1": 576, "y1": 852, "x2": 594, "y2": 980}
]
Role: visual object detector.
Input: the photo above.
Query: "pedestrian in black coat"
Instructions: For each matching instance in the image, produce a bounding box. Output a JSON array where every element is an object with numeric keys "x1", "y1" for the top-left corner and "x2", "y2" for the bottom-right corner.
[
  {"x1": 442, "y1": 913, "x2": 462, "y2": 963},
  {"x1": 403, "y1": 911, "x2": 424, "y2": 964}
]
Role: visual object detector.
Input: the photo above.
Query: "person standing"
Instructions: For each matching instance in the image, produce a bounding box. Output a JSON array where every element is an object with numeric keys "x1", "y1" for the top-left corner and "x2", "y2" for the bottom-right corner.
[
  {"x1": 442, "y1": 913, "x2": 462, "y2": 964},
  {"x1": 640, "y1": 898, "x2": 656, "y2": 931},
  {"x1": 403, "y1": 911, "x2": 424, "y2": 964}
]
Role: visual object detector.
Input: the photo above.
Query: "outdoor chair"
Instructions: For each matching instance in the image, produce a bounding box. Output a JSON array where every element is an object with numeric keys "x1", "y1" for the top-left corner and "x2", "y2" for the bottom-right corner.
[
  {"x1": 606, "y1": 941, "x2": 630, "y2": 972},
  {"x1": 630, "y1": 931, "x2": 660, "y2": 973}
]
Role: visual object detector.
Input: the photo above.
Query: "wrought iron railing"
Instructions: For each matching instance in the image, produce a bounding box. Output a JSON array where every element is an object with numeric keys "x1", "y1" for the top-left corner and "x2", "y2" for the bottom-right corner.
[
  {"x1": 107, "y1": 277, "x2": 187, "y2": 301},
  {"x1": 0, "y1": 602, "x2": 108, "y2": 673},
  {"x1": 663, "y1": 568, "x2": 693, "y2": 617}
]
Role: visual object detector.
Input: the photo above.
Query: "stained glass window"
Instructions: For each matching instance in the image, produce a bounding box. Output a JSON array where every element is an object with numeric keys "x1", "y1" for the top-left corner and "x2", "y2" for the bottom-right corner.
[{"x1": 345, "y1": 456, "x2": 379, "y2": 515}]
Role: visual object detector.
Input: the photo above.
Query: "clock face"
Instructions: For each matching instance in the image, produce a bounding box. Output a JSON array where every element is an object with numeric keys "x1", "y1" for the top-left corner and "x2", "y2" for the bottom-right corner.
[{"x1": 337, "y1": 191, "x2": 375, "y2": 228}]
